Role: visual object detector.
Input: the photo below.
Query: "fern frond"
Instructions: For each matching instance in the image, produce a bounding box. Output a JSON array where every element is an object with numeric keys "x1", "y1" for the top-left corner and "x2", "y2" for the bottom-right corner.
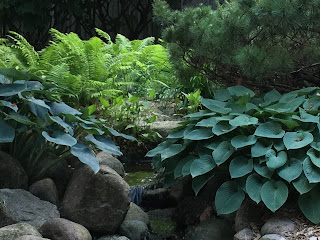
[{"x1": 95, "y1": 28, "x2": 112, "y2": 44}]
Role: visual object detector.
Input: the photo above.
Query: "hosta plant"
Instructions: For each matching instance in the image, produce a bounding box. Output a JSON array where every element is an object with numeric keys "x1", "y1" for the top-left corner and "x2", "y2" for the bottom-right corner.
[
  {"x1": 0, "y1": 68, "x2": 135, "y2": 181},
  {"x1": 147, "y1": 85, "x2": 320, "y2": 224}
]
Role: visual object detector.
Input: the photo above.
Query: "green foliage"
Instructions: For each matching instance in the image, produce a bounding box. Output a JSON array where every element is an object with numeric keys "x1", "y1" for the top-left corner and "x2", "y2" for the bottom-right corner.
[
  {"x1": 153, "y1": 0, "x2": 320, "y2": 91},
  {"x1": 0, "y1": 68, "x2": 135, "y2": 180},
  {"x1": 148, "y1": 85, "x2": 320, "y2": 224}
]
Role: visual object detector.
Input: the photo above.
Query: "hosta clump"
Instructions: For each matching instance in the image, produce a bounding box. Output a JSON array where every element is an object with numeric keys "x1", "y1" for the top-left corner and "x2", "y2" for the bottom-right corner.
[
  {"x1": 0, "y1": 68, "x2": 135, "y2": 180},
  {"x1": 147, "y1": 85, "x2": 320, "y2": 224}
]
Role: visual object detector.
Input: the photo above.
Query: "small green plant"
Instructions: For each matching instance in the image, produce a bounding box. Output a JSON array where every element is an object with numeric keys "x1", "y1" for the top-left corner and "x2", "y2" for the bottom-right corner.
[
  {"x1": 148, "y1": 85, "x2": 320, "y2": 224},
  {"x1": 178, "y1": 89, "x2": 202, "y2": 114},
  {"x1": 0, "y1": 68, "x2": 135, "y2": 181}
]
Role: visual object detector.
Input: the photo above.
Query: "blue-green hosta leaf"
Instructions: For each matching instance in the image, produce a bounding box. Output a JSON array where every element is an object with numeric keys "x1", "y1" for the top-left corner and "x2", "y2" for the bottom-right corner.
[
  {"x1": 0, "y1": 74, "x2": 10, "y2": 84},
  {"x1": 192, "y1": 171, "x2": 215, "y2": 195},
  {"x1": 106, "y1": 127, "x2": 137, "y2": 141},
  {"x1": 246, "y1": 173, "x2": 267, "y2": 204},
  {"x1": 80, "y1": 124, "x2": 104, "y2": 135},
  {"x1": 270, "y1": 116, "x2": 300, "y2": 129},
  {"x1": 303, "y1": 98, "x2": 320, "y2": 111},
  {"x1": 146, "y1": 140, "x2": 176, "y2": 157},
  {"x1": 201, "y1": 98, "x2": 231, "y2": 114},
  {"x1": 254, "y1": 161, "x2": 273, "y2": 179},
  {"x1": 292, "y1": 108, "x2": 319, "y2": 123},
  {"x1": 212, "y1": 121, "x2": 237, "y2": 136},
  {"x1": 48, "y1": 102, "x2": 82, "y2": 115},
  {"x1": 29, "y1": 103, "x2": 48, "y2": 123},
  {"x1": 251, "y1": 139, "x2": 273, "y2": 157},
  {"x1": 229, "y1": 114, "x2": 258, "y2": 127},
  {"x1": 85, "y1": 134, "x2": 122, "y2": 156},
  {"x1": 229, "y1": 156, "x2": 253, "y2": 178},
  {"x1": 183, "y1": 125, "x2": 195, "y2": 138},
  {"x1": 254, "y1": 122, "x2": 285, "y2": 139},
  {"x1": 264, "y1": 89, "x2": 282, "y2": 102},
  {"x1": 228, "y1": 86, "x2": 255, "y2": 97},
  {"x1": 0, "y1": 120, "x2": 15, "y2": 143},
  {"x1": 298, "y1": 186, "x2": 320, "y2": 224},
  {"x1": 196, "y1": 117, "x2": 217, "y2": 127},
  {"x1": 274, "y1": 139, "x2": 285, "y2": 151},
  {"x1": 161, "y1": 144, "x2": 186, "y2": 161},
  {"x1": 24, "y1": 97, "x2": 50, "y2": 109},
  {"x1": 184, "y1": 128, "x2": 214, "y2": 140},
  {"x1": 307, "y1": 148, "x2": 320, "y2": 168},
  {"x1": 212, "y1": 141, "x2": 235, "y2": 166},
  {"x1": 49, "y1": 116, "x2": 74, "y2": 135},
  {"x1": 0, "y1": 83, "x2": 27, "y2": 96},
  {"x1": 235, "y1": 94, "x2": 251, "y2": 107},
  {"x1": 174, "y1": 156, "x2": 196, "y2": 179},
  {"x1": 190, "y1": 155, "x2": 216, "y2": 178},
  {"x1": 303, "y1": 157, "x2": 320, "y2": 183},
  {"x1": 184, "y1": 110, "x2": 216, "y2": 119},
  {"x1": 265, "y1": 150, "x2": 287, "y2": 170},
  {"x1": 311, "y1": 142, "x2": 320, "y2": 151},
  {"x1": 70, "y1": 142, "x2": 99, "y2": 173},
  {"x1": 293, "y1": 173, "x2": 316, "y2": 195},
  {"x1": 167, "y1": 128, "x2": 185, "y2": 139},
  {"x1": 182, "y1": 158, "x2": 194, "y2": 176},
  {"x1": 283, "y1": 131, "x2": 313, "y2": 150},
  {"x1": 42, "y1": 131, "x2": 77, "y2": 146},
  {"x1": 215, "y1": 181, "x2": 245, "y2": 215},
  {"x1": 0, "y1": 100, "x2": 18, "y2": 112},
  {"x1": 6, "y1": 112, "x2": 35, "y2": 125},
  {"x1": 214, "y1": 89, "x2": 232, "y2": 101},
  {"x1": 231, "y1": 135, "x2": 257, "y2": 149},
  {"x1": 246, "y1": 102, "x2": 259, "y2": 112},
  {"x1": 261, "y1": 180, "x2": 288, "y2": 212},
  {"x1": 205, "y1": 141, "x2": 220, "y2": 150},
  {"x1": 277, "y1": 158, "x2": 302, "y2": 183}
]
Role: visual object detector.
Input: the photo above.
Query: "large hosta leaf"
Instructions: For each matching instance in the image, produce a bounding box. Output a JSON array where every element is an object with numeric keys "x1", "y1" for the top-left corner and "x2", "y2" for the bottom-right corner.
[
  {"x1": 105, "y1": 127, "x2": 137, "y2": 141},
  {"x1": 270, "y1": 115, "x2": 300, "y2": 129},
  {"x1": 229, "y1": 114, "x2": 258, "y2": 127},
  {"x1": 167, "y1": 128, "x2": 186, "y2": 139},
  {"x1": 303, "y1": 157, "x2": 320, "y2": 183},
  {"x1": 184, "y1": 110, "x2": 216, "y2": 119},
  {"x1": 146, "y1": 140, "x2": 176, "y2": 157},
  {"x1": 292, "y1": 173, "x2": 316, "y2": 194},
  {"x1": 231, "y1": 135, "x2": 257, "y2": 149},
  {"x1": 70, "y1": 142, "x2": 99, "y2": 173},
  {"x1": 246, "y1": 173, "x2": 266, "y2": 203},
  {"x1": 307, "y1": 148, "x2": 320, "y2": 168},
  {"x1": 196, "y1": 117, "x2": 217, "y2": 127},
  {"x1": 310, "y1": 142, "x2": 320, "y2": 151},
  {"x1": 254, "y1": 122, "x2": 285, "y2": 139},
  {"x1": 264, "y1": 89, "x2": 282, "y2": 102},
  {"x1": 0, "y1": 83, "x2": 27, "y2": 96},
  {"x1": 0, "y1": 100, "x2": 18, "y2": 112},
  {"x1": 254, "y1": 161, "x2": 273, "y2": 179},
  {"x1": 251, "y1": 139, "x2": 273, "y2": 157},
  {"x1": 283, "y1": 131, "x2": 313, "y2": 150},
  {"x1": 49, "y1": 116, "x2": 74, "y2": 135},
  {"x1": 292, "y1": 108, "x2": 319, "y2": 123},
  {"x1": 214, "y1": 89, "x2": 232, "y2": 101},
  {"x1": 265, "y1": 150, "x2": 287, "y2": 170},
  {"x1": 48, "y1": 102, "x2": 82, "y2": 115},
  {"x1": 161, "y1": 144, "x2": 186, "y2": 161},
  {"x1": 277, "y1": 158, "x2": 302, "y2": 183},
  {"x1": 184, "y1": 128, "x2": 214, "y2": 140},
  {"x1": 212, "y1": 141, "x2": 235, "y2": 165},
  {"x1": 190, "y1": 155, "x2": 216, "y2": 178},
  {"x1": 228, "y1": 85, "x2": 255, "y2": 97},
  {"x1": 299, "y1": 186, "x2": 320, "y2": 224},
  {"x1": 261, "y1": 180, "x2": 288, "y2": 212},
  {"x1": 85, "y1": 134, "x2": 122, "y2": 156},
  {"x1": 6, "y1": 112, "x2": 35, "y2": 125},
  {"x1": 174, "y1": 156, "x2": 196, "y2": 179},
  {"x1": 192, "y1": 171, "x2": 215, "y2": 195},
  {"x1": 229, "y1": 156, "x2": 253, "y2": 178},
  {"x1": 42, "y1": 131, "x2": 77, "y2": 146},
  {"x1": 215, "y1": 181, "x2": 245, "y2": 215},
  {"x1": 201, "y1": 98, "x2": 231, "y2": 114},
  {"x1": 0, "y1": 120, "x2": 15, "y2": 143},
  {"x1": 212, "y1": 122, "x2": 237, "y2": 136}
]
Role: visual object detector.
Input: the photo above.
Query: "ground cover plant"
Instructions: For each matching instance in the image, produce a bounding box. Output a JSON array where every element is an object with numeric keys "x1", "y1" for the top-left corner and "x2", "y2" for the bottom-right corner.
[{"x1": 148, "y1": 85, "x2": 320, "y2": 224}]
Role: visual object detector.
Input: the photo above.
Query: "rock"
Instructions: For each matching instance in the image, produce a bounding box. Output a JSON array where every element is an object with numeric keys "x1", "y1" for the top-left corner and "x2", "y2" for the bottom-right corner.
[
  {"x1": 39, "y1": 218, "x2": 92, "y2": 240},
  {"x1": 97, "y1": 235, "x2": 130, "y2": 240},
  {"x1": 169, "y1": 175, "x2": 193, "y2": 202},
  {"x1": 61, "y1": 165, "x2": 130, "y2": 234},
  {"x1": 125, "y1": 203, "x2": 150, "y2": 226},
  {"x1": 149, "y1": 121, "x2": 182, "y2": 138},
  {"x1": 234, "y1": 228, "x2": 254, "y2": 240},
  {"x1": 118, "y1": 220, "x2": 149, "y2": 240},
  {"x1": 16, "y1": 236, "x2": 50, "y2": 240},
  {"x1": 142, "y1": 188, "x2": 176, "y2": 209},
  {"x1": 0, "y1": 151, "x2": 28, "y2": 189},
  {"x1": 147, "y1": 208, "x2": 175, "y2": 221},
  {"x1": 261, "y1": 217, "x2": 295, "y2": 235},
  {"x1": 29, "y1": 178, "x2": 59, "y2": 206},
  {"x1": 96, "y1": 152, "x2": 125, "y2": 177},
  {"x1": 259, "y1": 234, "x2": 286, "y2": 240},
  {"x1": 0, "y1": 223, "x2": 42, "y2": 240},
  {"x1": 0, "y1": 189, "x2": 60, "y2": 228},
  {"x1": 184, "y1": 217, "x2": 233, "y2": 240}
]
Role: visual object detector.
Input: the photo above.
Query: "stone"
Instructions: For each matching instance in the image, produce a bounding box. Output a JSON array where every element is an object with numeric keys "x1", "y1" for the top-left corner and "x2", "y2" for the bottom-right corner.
[
  {"x1": 259, "y1": 234, "x2": 286, "y2": 240},
  {"x1": 61, "y1": 165, "x2": 130, "y2": 234},
  {"x1": 16, "y1": 236, "x2": 50, "y2": 240},
  {"x1": 261, "y1": 217, "x2": 295, "y2": 235},
  {"x1": 0, "y1": 223, "x2": 42, "y2": 240},
  {"x1": 29, "y1": 178, "x2": 59, "y2": 206},
  {"x1": 96, "y1": 152, "x2": 125, "y2": 177},
  {"x1": 147, "y1": 208, "x2": 175, "y2": 221},
  {"x1": 234, "y1": 228, "x2": 254, "y2": 240},
  {"x1": 142, "y1": 188, "x2": 176, "y2": 209},
  {"x1": 118, "y1": 220, "x2": 149, "y2": 240},
  {"x1": 0, "y1": 189, "x2": 60, "y2": 228},
  {"x1": 97, "y1": 235, "x2": 129, "y2": 240},
  {"x1": 184, "y1": 217, "x2": 233, "y2": 240},
  {"x1": 39, "y1": 218, "x2": 92, "y2": 240},
  {"x1": 0, "y1": 151, "x2": 28, "y2": 189},
  {"x1": 149, "y1": 121, "x2": 182, "y2": 138},
  {"x1": 125, "y1": 203, "x2": 150, "y2": 226},
  {"x1": 169, "y1": 175, "x2": 193, "y2": 202}
]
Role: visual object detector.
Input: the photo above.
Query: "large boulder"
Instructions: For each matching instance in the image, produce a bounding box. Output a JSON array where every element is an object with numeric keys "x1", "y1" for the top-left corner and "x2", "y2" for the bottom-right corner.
[
  {"x1": 142, "y1": 188, "x2": 176, "y2": 209},
  {"x1": 0, "y1": 151, "x2": 28, "y2": 189},
  {"x1": 118, "y1": 220, "x2": 149, "y2": 240},
  {"x1": 124, "y1": 203, "x2": 150, "y2": 226},
  {"x1": 61, "y1": 165, "x2": 131, "y2": 234},
  {"x1": 97, "y1": 235, "x2": 129, "y2": 240},
  {"x1": 0, "y1": 223, "x2": 42, "y2": 240},
  {"x1": 261, "y1": 217, "x2": 295, "y2": 235},
  {"x1": 39, "y1": 218, "x2": 92, "y2": 240},
  {"x1": 29, "y1": 178, "x2": 59, "y2": 206},
  {"x1": 96, "y1": 152, "x2": 125, "y2": 177},
  {"x1": 16, "y1": 236, "x2": 50, "y2": 240},
  {"x1": 0, "y1": 189, "x2": 60, "y2": 228}
]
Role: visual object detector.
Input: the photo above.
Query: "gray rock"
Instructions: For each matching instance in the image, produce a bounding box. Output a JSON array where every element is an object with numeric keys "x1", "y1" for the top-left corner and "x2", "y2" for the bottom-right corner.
[
  {"x1": 169, "y1": 175, "x2": 193, "y2": 202},
  {"x1": 142, "y1": 188, "x2": 176, "y2": 209},
  {"x1": 16, "y1": 236, "x2": 50, "y2": 240},
  {"x1": 61, "y1": 165, "x2": 130, "y2": 234},
  {"x1": 184, "y1": 217, "x2": 234, "y2": 240},
  {"x1": 234, "y1": 228, "x2": 254, "y2": 240},
  {"x1": 97, "y1": 235, "x2": 129, "y2": 240},
  {"x1": 125, "y1": 203, "x2": 150, "y2": 226},
  {"x1": 119, "y1": 220, "x2": 149, "y2": 240},
  {"x1": 0, "y1": 151, "x2": 28, "y2": 189},
  {"x1": 96, "y1": 152, "x2": 125, "y2": 177},
  {"x1": 0, "y1": 189, "x2": 60, "y2": 228},
  {"x1": 149, "y1": 121, "x2": 182, "y2": 138},
  {"x1": 39, "y1": 218, "x2": 92, "y2": 240},
  {"x1": 259, "y1": 234, "x2": 286, "y2": 240},
  {"x1": 147, "y1": 208, "x2": 175, "y2": 221},
  {"x1": 261, "y1": 217, "x2": 295, "y2": 235},
  {"x1": 0, "y1": 223, "x2": 42, "y2": 240},
  {"x1": 29, "y1": 178, "x2": 59, "y2": 206}
]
